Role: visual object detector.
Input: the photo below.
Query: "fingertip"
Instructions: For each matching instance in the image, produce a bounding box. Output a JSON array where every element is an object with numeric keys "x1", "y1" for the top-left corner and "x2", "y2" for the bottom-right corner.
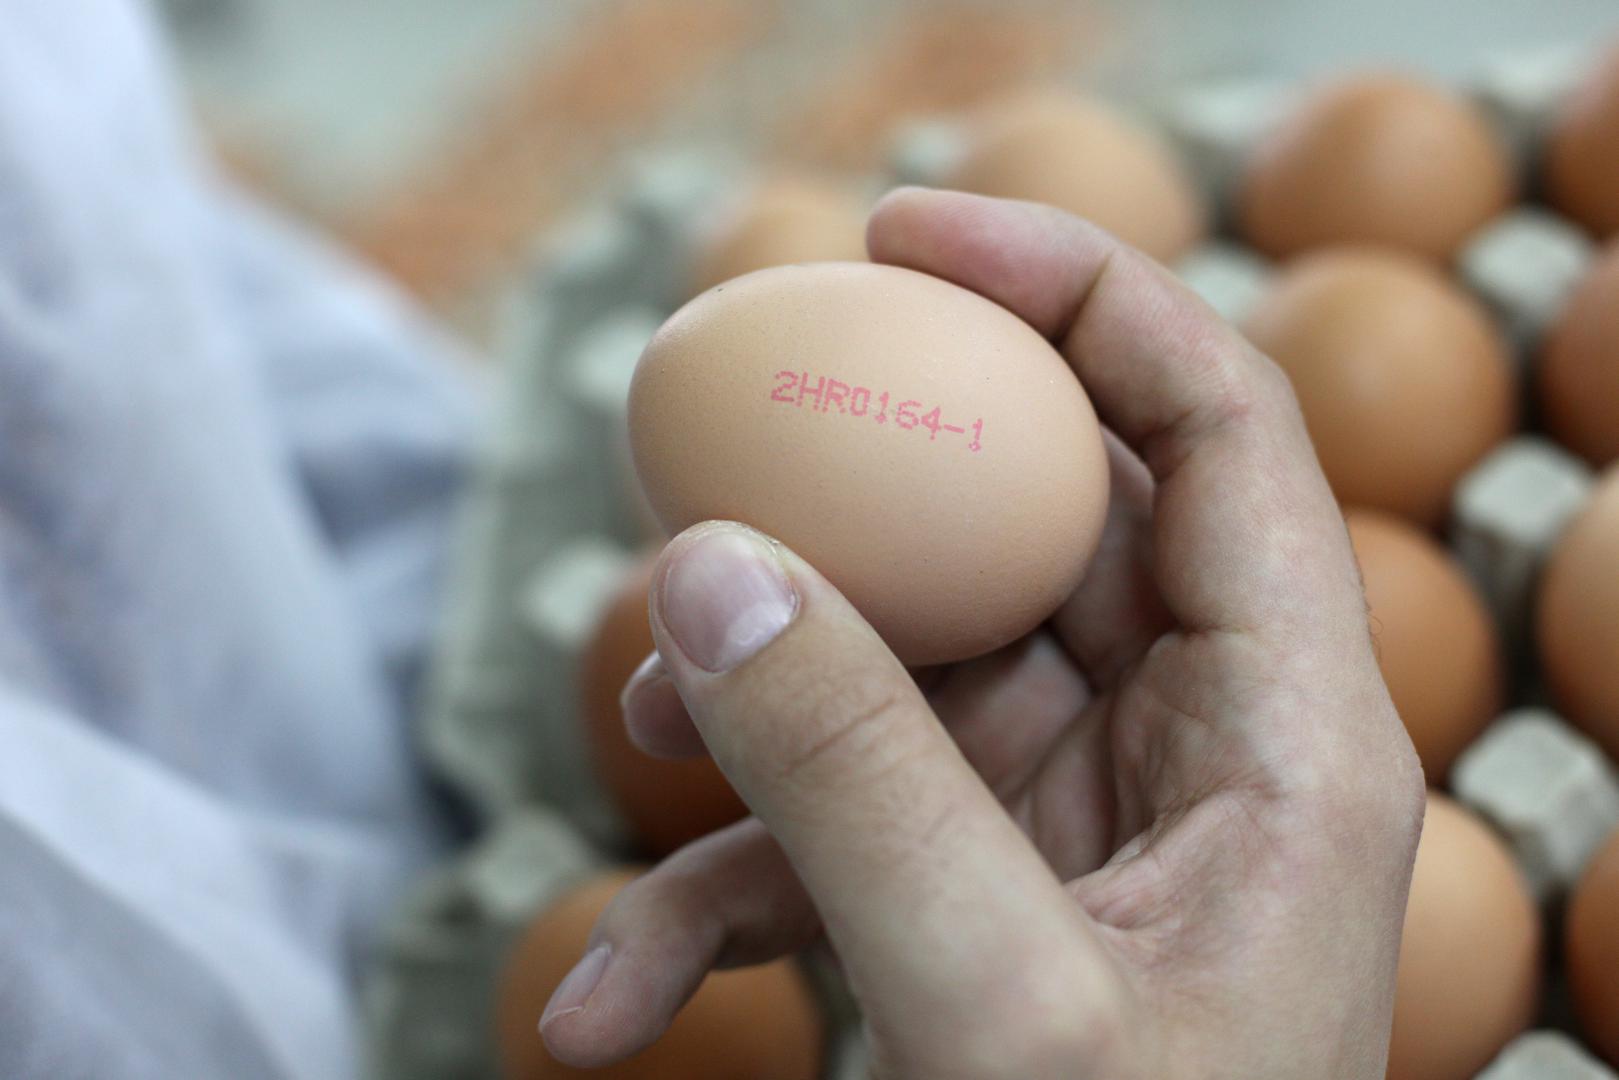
[
  {"x1": 622, "y1": 654, "x2": 708, "y2": 759},
  {"x1": 866, "y1": 185, "x2": 973, "y2": 261},
  {"x1": 536, "y1": 944, "x2": 627, "y2": 1069},
  {"x1": 650, "y1": 521, "x2": 802, "y2": 677},
  {"x1": 866, "y1": 184, "x2": 936, "y2": 252},
  {"x1": 867, "y1": 189, "x2": 1112, "y2": 338}
]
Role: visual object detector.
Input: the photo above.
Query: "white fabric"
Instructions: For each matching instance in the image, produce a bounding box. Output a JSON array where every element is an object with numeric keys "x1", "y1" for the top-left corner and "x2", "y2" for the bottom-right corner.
[{"x1": 0, "y1": 0, "x2": 481, "y2": 1075}]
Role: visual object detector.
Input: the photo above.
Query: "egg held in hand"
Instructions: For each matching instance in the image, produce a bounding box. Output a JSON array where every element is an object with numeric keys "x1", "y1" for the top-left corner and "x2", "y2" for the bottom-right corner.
[{"x1": 629, "y1": 262, "x2": 1110, "y2": 667}]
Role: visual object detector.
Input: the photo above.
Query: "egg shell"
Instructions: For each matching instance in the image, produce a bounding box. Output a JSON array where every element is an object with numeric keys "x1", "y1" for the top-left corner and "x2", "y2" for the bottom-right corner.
[
  {"x1": 687, "y1": 176, "x2": 870, "y2": 298},
  {"x1": 1568, "y1": 827, "x2": 1619, "y2": 1067},
  {"x1": 1244, "y1": 248, "x2": 1517, "y2": 527},
  {"x1": 629, "y1": 262, "x2": 1110, "y2": 667},
  {"x1": 1539, "y1": 465, "x2": 1619, "y2": 763},
  {"x1": 579, "y1": 554, "x2": 747, "y2": 856},
  {"x1": 496, "y1": 868, "x2": 824, "y2": 1080},
  {"x1": 1347, "y1": 510, "x2": 1504, "y2": 781},
  {"x1": 1546, "y1": 46, "x2": 1619, "y2": 240},
  {"x1": 1540, "y1": 240, "x2": 1619, "y2": 467},
  {"x1": 1389, "y1": 794, "x2": 1541, "y2": 1080},
  {"x1": 1238, "y1": 73, "x2": 1514, "y2": 262},
  {"x1": 944, "y1": 89, "x2": 1206, "y2": 263}
]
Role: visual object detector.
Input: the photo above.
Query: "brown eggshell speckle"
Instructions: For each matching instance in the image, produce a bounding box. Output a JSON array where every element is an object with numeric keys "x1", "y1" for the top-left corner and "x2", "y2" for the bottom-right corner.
[
  {"x1": 687, "y1": 176, "x2": 869, "y2": 298},
  {"x1": 497, "y1": 868, "x2": 824, "y2": 1079},
  {"x1": 580, "y1": 554, "x2": 747, "y2": 856},
  {"x1": 629, "y1": 262, "x2": 1109, "y2": 667},
  {"x1": 1546, "y1": 45, "x2": 1619, "y2": 239},
  {"x1": 1538, "y1": 465, "x2": 1619, "y2": 762},
  {"x1": 1347, "y1": 510, "x2": 1503, "y2": 781},
  {"x1": 1539, "y1": 240, "x2": 1619, "y2": 467},
  {"x1": 943, "y1": 89, "x2": 1206, "y2": 262},
  {"x1": 1388, "y1": 794, "x2": 1541, "y2": 1080},
  {"x1": 1244, "y1": 248, "x2": 1517, "y2": 527},
  {"x1": 1569, "y1": 827, "x2": 1619, "y2": 1067},
  {"x1": 1238, "y1": 73, "x2": 1514, "y2": 262}
]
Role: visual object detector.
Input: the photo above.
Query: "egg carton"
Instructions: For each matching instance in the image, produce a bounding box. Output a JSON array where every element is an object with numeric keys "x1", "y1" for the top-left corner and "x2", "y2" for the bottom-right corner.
[
  {"x1": 366, "y1": 809, "x2": 605, "y2": 1080},
  {"x1": 420, "y1": 153, "x2": 728, "y2": 835},
  {"x1": 1477, "y1": 1030, "x2": 1618, "y2": 1079},
  {"x1": 1144, "y1": 48, "x2": 1619, "y2": 940},
  {"x1": 1454, "y1": 710, "x2": 1619, "y2": 903},
  {"x1": 406, "y1": 43, "x2": 1619, "y2": 1079},
  {"x1": 412, "y1": 152, "x2": 884, "y2": 1078},
  {"x1": 1453, "y1": 437, "x2": 1597, "y2": 660}
]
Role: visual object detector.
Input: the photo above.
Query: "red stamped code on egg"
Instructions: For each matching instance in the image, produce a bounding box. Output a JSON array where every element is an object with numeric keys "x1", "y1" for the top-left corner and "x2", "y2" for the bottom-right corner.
[{"x1": 768, "y1": 370, "x2": 983, "y2": 452}]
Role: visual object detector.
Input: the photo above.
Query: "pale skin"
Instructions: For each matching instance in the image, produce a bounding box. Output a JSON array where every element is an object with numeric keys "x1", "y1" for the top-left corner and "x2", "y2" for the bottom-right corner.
[{"x1": 538, "y1": 190, "x2": 1427, "y2": 1079}]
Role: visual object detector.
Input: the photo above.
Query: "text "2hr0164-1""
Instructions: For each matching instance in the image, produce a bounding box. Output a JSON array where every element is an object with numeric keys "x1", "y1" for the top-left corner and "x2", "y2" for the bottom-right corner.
[{"x1": 769, "y1": 371, "x2": 984, "y2": 452}]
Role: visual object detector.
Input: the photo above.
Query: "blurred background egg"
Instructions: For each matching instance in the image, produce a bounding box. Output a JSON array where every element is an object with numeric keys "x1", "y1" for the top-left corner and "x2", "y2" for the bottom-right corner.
[
  {"x1": 1244, "y1": 248, "x2": 1517, "y2": 527},
  {"x1": 630, "y1": 261, "x2": 1110, "y2": 666},
  {"x1": 1538, "y1": 465, "x2": 1619, "y2": 763},
  {"x1": 942, "y1": 88, "x2": 1206, "y2": 262},
  {"x1": 1545, "y1": 45, "x2": 1619, "y2": 239},
  {"x1": 1388, "y1": 794, "x2": 1540, "y2": 1080},
  {"x1": 1568, "y1": 827, "x2": 1619, "y2": 1068},
  {"x1": 1238, "y1": 73, "x2": 1514, "y2": 262},
  {"x1": 687, "y1": 175, "x2": 871, "y2": 298},
  {"x1": 580, "y1": 553, "x2": 747, "y2": 857},
  {"x1": 496, "y1": 868, "x2": 824, "y2": 1080},
  {"x1": 1539, "y1": 239, "x2": 1619, "y2": 467},
  {"x1": 1347, "y1": 510, "x2": 1503, "y2": 781}
]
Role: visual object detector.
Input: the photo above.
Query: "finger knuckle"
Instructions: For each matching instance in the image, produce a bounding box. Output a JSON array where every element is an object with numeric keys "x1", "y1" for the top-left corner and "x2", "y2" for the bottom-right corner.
[
  {"x1": 763, "y1": 667, "x2": 919, "y2": 788},
  {"x1": 1293, "y1": 707, "x2": 1428, "y2": 855},
  {"x1": 1373, "y1": 731, "x2": 1429, "y2": 848},
  {"x1": 1208, "y1": 346, "x2": 1295, "y2": 427}
]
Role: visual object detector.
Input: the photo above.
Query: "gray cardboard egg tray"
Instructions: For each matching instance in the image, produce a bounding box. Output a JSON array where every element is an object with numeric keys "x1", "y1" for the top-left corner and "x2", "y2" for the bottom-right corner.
[{"x1": 367, "y1": 45, "x2": 1619, "y2": 1080}]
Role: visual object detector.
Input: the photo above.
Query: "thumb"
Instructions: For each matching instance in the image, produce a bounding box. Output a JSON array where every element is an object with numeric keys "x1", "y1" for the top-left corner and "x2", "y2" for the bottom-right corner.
[{"x1": 648, "y1": 521, "x2": 1117, "y2": 1051}]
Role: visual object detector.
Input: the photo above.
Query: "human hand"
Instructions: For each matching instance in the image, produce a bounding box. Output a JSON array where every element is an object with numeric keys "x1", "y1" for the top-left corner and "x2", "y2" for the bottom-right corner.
[{"x1": 538, "y1": 190, "x2": 1426, "y2": 1079}]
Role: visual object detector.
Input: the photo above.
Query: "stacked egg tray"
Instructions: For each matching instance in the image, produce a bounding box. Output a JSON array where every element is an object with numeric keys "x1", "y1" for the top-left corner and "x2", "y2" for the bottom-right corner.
[{"x1": 367, "y1": 44, "x2": 1619, "y2": 1080}]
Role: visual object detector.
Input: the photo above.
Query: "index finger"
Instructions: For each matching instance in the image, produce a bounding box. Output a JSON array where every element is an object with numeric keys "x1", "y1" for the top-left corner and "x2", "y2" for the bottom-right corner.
[{"x1": 867, "y1": 188, "x2": 1365, "y2": 644}]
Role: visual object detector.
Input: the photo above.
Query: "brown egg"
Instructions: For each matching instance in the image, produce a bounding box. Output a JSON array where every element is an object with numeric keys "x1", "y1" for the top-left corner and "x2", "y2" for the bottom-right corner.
[
  {"x1": 1238, "y1": 73, "x2": 1514, "y2": 262},
  {"x1": 630, "y1": 262, "x2": 1110, "y2": 666},
  {"x1": 1388, "y1": 794, "x2": 1541, "y2": 1080},
  {"x1": 1538, "y1": 465, "x2": 1619, "y2": 761},
  {"x1": 580, "y1": 554, "x2": 747, "y2": 856},
  {"x1": 497, "y1": 868, "x2": 824, "y2": 1080},
  {"x1": 1546, "y1": 45, "x2": 1619, "y2": 239},
  {"x1": 1346, "y1": 510, "x2": 1504, "y2": 780},
  {"x1": 942, "y1": 89, "x2": 1206, "y2": 262},
  {"x1": 688, "y1": 176, "x2": 869, "y2": 297},
  {"x1": 1569, "y1": 827, "x2": 1619, "y2": 1067},
  {"x1": 1244, "y1": 248, "x2": 1517, "y2": 526},
  {"x1": 1539, "y1": 240, "x2": 1619, "y2": 467}
]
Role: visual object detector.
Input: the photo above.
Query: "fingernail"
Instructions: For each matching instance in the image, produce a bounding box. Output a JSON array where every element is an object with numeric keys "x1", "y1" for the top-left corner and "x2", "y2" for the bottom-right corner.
[
  {"x1": 619, "y1": 653, "x2": 665, "y2": 715},
  {"x1": 659, "y1": 526, "x2": 798, "y2": 673},
  {"x1": 539, "y1": 944, "x2": 611, "y2": 1032}
]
